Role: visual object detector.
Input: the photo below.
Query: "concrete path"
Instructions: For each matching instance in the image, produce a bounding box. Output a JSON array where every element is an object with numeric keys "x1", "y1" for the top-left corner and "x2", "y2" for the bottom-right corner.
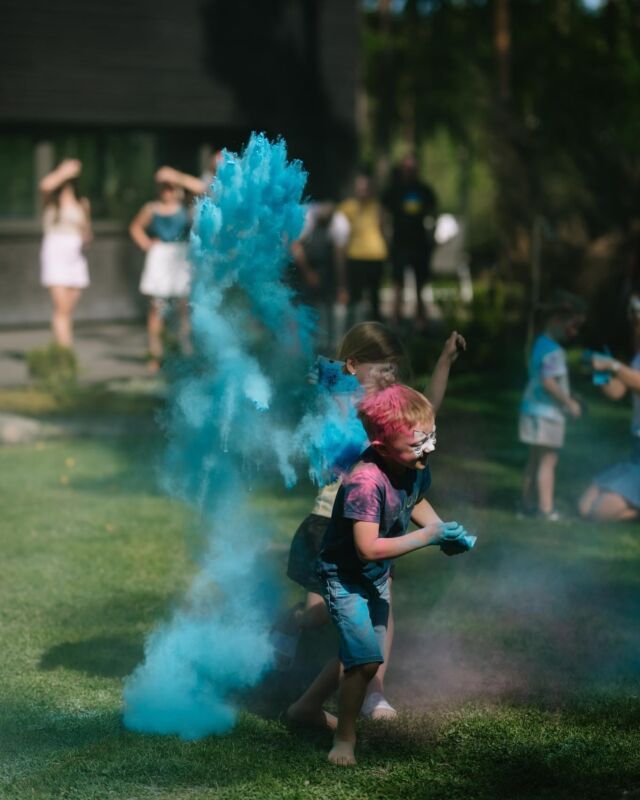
[{"x1": 0, "y1": 322, "x2": 149, "y2": 388}]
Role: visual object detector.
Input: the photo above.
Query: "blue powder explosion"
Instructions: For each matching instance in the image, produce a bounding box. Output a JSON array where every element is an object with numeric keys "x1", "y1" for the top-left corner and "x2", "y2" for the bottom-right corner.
[{"x1": 122, "y1": 134, "x2": 326, "y2": 740}]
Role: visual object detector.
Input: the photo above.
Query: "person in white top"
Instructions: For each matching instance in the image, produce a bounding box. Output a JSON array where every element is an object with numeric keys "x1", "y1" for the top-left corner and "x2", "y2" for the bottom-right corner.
[{"x1": 39, "y1": 159, "x2": 92, "y2": 348}]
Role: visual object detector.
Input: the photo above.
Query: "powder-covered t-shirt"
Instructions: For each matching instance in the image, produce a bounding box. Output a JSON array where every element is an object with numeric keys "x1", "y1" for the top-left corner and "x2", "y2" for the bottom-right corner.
[
  {"x1": 318, "y1": 447, "x2": 432, "y2": 586},
  {"x1": 520, "y1": 334, "x2": 569, "y2": 422}
]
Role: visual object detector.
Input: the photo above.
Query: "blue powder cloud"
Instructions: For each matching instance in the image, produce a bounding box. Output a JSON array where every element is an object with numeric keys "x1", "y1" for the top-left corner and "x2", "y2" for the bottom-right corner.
[{"x1": 123, "y1": 134, "x2": 370, "y2": 740}]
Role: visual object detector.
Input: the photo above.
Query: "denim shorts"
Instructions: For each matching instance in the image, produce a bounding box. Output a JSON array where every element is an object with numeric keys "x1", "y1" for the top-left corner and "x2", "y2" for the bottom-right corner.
[{"x1": 322, "y1": 574, "x2": 390, "y2": 671}]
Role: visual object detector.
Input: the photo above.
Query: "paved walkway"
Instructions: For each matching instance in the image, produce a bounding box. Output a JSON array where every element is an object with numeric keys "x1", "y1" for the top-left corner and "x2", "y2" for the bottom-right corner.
[{"x1": 0, "y1": 322, "x2": 149, "y2": 388}]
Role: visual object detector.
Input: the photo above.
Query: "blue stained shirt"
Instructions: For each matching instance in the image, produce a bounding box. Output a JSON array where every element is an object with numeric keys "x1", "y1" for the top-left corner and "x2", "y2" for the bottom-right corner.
[
  {"x1": 318, "y1": 447, "x2": 432, "y2": 586},
  {"x1": 521, "y1": 334, "x2": 569, "y2": 422}
]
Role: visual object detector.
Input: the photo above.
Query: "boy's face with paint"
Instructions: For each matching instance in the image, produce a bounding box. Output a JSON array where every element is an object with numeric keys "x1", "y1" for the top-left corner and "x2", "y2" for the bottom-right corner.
[{"x1": 376, "y1": 421, "x2": 436, "y2": 471}]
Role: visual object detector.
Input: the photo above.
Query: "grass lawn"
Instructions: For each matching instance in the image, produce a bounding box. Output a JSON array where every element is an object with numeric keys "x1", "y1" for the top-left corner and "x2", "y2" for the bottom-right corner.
[{"x1": 1, "y1": 369, "x2": 640, "y2": 799}]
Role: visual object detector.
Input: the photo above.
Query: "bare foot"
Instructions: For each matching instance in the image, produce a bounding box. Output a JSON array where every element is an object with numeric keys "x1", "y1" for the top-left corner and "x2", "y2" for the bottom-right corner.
[
  {"x1": 286, "y1": 701, "x2": 337, "y2": 732},
  {"x1": 328, "y1": 737, "x2": 356, "y2": 766}
]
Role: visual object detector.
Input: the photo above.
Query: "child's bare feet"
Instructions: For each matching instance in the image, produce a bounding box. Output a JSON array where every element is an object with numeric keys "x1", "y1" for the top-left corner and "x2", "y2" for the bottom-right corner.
[
  {"x1": 286, "y1": 700, "x2": 337, "y2": 732},
  {"x1": 328, "y1": 737, "x2": 356, "y2": 766}
]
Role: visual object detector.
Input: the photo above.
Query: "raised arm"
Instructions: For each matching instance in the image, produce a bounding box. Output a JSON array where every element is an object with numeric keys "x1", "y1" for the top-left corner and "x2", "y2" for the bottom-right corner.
[
  {"x1": 592, "y1": 354, "x2": 640, "y2": 395},
  {"x1": 39, "y1": 159, "x2": 81, "y2": 197},
  {"x1": 155, "y1": 166, "x2": 206, "y2": 196},
  {"x1": 129, "y1": 203, "x2": 156, "y2": 252},
  {"x1": 425, "y1": 331, "x2": 466, "y2": 412}
]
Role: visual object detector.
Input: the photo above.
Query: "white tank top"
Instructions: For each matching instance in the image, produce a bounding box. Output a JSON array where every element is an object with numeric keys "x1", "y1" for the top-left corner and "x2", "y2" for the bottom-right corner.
[{"x1": 43, "y1": 202, "x2": 87, "y2": 235}]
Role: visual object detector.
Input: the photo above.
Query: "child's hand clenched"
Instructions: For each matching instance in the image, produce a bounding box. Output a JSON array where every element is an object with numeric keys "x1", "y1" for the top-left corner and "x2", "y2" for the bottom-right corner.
[{"x1": 435, "y1": 521, "x2": 477, "y2": 556}]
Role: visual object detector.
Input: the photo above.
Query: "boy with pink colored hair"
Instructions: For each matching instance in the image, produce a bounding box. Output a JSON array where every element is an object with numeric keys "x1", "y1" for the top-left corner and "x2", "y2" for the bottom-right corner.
[{"x1": 287, "y1": 384, "x2": 475, "y2": 766}]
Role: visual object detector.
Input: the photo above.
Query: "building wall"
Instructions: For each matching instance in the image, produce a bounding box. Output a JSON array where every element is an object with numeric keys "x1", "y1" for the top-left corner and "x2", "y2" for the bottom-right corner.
[
  {"x1": 0, "y1": 0, "x2": 357, "y2": 135},
  {"x1": 0, "y1": 0, "x2": 358, "y2": 327}
]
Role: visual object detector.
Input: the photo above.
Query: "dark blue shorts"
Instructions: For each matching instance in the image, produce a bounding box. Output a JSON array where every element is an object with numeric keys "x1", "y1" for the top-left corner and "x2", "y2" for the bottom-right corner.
[{"x1": 322, "y1": 575, "x2": 390, "y2": 671}]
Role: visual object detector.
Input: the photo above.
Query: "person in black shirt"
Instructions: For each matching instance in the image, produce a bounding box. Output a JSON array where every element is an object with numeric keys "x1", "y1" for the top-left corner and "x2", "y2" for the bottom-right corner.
[{"x1": 382, "y1": 154, "x2": 437, "y2": 327}]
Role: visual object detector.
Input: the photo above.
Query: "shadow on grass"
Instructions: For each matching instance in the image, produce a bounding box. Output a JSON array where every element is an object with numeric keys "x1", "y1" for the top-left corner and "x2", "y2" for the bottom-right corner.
[{"x1": 39, "y1": 636, "x2": 144, "y2": 679}]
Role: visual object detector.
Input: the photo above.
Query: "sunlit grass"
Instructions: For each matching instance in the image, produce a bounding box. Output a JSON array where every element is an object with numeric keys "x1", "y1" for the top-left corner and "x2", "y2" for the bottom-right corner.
[{"x1": 1, "y1": 374, "x2": 639, "y2": 799}]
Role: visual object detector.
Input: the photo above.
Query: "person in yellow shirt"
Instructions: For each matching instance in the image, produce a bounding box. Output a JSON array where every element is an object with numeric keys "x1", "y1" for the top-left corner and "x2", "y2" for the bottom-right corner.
[{"x1": 338, "y1": 173, "x2": 388, "y2": 326}]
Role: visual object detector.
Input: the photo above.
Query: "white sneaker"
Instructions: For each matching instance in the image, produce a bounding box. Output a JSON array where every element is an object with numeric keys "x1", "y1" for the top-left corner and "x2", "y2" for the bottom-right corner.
[{"x1": 361, "y1": 692, "x2": 397, "y2": 720}]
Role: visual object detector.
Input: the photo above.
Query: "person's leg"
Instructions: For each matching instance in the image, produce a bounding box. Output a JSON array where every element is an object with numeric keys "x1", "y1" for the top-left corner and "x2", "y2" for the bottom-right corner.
[
  {"x1": 329, "y1": 661, "x2": 379, "y2": 766},
  {"x1": 367, "y1": 260, "x2": 384, "y2": 321},
  {"x1": 578, "y1": 484, "x2": 600, "y2": 519},
  {"x1": 413, "y1": 248, "x2": 431, "y2": 323},
  {"x1": 391, "y1": 251, "x2": 404, "y2": 324},
  {"x1": 362, "y1": 577, "x2": 395, "y2": 718},
  {"x1": 177, "y1": 298, "x2": 192, "y2": 356},
  {"x1": 346, "y1": 259, "x2": 365, "y2": 329},
  {"x1": 537, "y1": 447, "x2": 559, "y2": 514},
  {"x1": 590, "y1": 491, "x2": 639, "y2": 522},
  {"x1": 147, "y1": 299, "x2": 164, "y2": 372},
  {"x1": 300, "y1": 591, "x2": 330, "y2": 629},
  {"x1": 287, "y1": 657, "x2": 340, "y2": 731},
  {"x1": 50, "y1": 286, "x2": 82, "y2": 348},
  {"x1": 522, "y1": 446, "x2": 540, "y2": 511}
]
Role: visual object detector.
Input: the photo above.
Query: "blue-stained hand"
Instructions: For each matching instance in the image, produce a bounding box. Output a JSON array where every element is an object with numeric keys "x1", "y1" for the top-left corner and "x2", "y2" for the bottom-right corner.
[{"x1": 437, "y1": 521, "x2": 476, "y2": 556}]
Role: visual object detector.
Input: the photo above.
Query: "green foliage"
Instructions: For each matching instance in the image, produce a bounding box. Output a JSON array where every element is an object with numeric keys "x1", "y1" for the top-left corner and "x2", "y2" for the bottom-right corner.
[
  {"x1": 26, "y1": 342, "x2": 78, "y2": 398},
  {"x1": 363, "y1": 0, "x2": 640, "y2": 334}
]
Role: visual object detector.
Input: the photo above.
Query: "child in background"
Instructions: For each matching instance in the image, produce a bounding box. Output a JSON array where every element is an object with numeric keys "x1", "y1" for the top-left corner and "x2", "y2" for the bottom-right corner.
[
  {"x1": 519, "y1": 291, "x2": 586, "y2": 520},
  {"x1": 276, "y1": 322, "x2": 466, "y2": 721},
  {"x1": 288, "y1": 385, "x2": 474, "y2": 766}
]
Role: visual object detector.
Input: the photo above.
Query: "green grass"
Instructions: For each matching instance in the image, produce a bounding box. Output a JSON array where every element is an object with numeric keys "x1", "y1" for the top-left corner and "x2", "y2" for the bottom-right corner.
[{"x1": 1, "y1": 372, "x2": 640, "y2": 799}]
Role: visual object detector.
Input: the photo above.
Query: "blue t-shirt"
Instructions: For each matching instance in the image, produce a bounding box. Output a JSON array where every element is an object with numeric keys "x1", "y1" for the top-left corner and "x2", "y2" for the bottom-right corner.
[
  {"x1": 318, "y1": 447, "x2": 432, "y2": 586},
  {"x1": 521, "y1": 334, "x2": 569, "y2": 422}
]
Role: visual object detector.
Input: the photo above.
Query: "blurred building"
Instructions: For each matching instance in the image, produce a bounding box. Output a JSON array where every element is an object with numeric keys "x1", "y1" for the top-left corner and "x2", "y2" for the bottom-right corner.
[{"x1": 0, "y1": 0, "x2": 358, "y2": 326}]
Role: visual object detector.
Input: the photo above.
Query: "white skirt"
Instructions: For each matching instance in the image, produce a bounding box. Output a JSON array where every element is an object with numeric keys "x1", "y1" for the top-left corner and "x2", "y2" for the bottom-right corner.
[
  {"x1": 40, "y1": 232, "x2": 89, "y2": 289},
  {"x1": 139, "y1": 242, "x2": 191, "y2": 299}
]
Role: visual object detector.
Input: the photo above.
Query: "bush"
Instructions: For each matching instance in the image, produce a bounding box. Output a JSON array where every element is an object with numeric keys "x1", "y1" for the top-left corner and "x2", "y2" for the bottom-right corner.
[{"x1": 26, "y1": 342, "x2": 78, "y2": 397}]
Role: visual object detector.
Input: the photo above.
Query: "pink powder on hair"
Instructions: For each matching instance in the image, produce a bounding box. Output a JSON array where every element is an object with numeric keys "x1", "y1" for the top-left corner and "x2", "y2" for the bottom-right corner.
[{"x1": 357, "y1": 384, "x2": 433, "y2": 443}]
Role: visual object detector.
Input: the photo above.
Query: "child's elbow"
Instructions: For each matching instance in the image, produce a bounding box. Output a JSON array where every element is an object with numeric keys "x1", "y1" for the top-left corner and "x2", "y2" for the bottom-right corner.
[{"x1": 356, "y1": 545, "x2": 377, "y2": 562}]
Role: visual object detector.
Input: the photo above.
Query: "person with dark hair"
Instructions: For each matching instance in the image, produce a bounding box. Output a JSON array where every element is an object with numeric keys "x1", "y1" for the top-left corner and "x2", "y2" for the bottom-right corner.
[
  {"x1": 519, "y1": 291, "x2": 587, "y2": 520},
  {"x1": 382, "y1": 154, "x2": 437, "y2": 328},
  {"x1": 129, "y1": 166, "x2": 206, "y2": 373},
  {"x1": 579, "y1": 296, "x2": 640, "y2": 522},
  {"x1": 39, "y1": 159, "x2": 92, "y2": 348},
  {"x1": 337, "y1": 172, "x2": 388, "y2": 327}
]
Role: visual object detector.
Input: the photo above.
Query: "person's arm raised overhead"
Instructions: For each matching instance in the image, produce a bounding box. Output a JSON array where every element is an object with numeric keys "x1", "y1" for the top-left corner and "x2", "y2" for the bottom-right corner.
[
  {"x1": 427, "y1": 331, "x2": 467, "y2": 412},
  {"x1": 155, "y1": 166, "x2": 207, "y2": 197},
  {"x1": 39, "y1": 159, "x2": 81, "y2": 199}
]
